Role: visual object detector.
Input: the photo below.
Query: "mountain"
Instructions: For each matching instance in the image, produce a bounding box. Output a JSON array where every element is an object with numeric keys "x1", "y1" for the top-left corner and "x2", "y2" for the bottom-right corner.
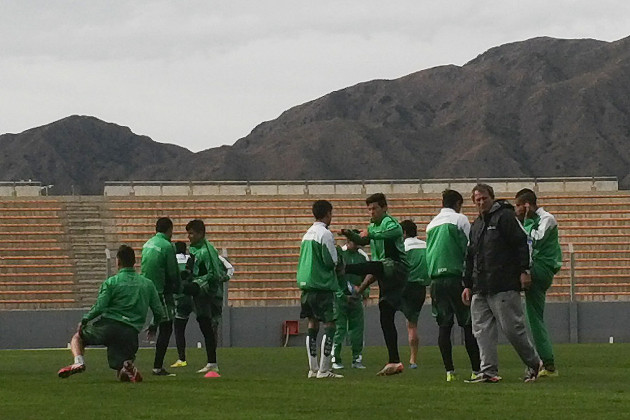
[{"x1": 1, "y1": 35, "x2": 629, "y2": 194}]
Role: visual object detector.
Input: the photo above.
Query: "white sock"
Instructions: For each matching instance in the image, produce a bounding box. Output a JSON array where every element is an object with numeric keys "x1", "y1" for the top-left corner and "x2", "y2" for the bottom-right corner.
[
  {"x1": 306, "y1": 336, "x2": 319, "y2": 372},
  {"x1": 74, "y1": 355, "x2": 85, "y2": 365},
  {"x1": 319, "y1": 334, "x2": 332, "y2": 373}
]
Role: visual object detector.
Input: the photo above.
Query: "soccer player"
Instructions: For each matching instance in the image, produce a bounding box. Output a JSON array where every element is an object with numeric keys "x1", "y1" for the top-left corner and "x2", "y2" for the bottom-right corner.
[
  {"x1": 425, "y1": 190, "x2": 481, "y2": 381},
  {"x1": 58, "y1": 245, "x2": 165, "y2": 382},
  {"x1": 141, "y1": 217, "x2": 180, "y2": 376},
  {"x1": 332, "y1": 232, "x2": 370, "y2": 370},
  {"x1": 341, "y1": 193, "x2": 409, "y2": 376},
  {"x1": 171, "y1": 242, "x2": 234, "y2": 369},
  {"x1": 297, "y1": 200, "x2": 343, "y2": 379},
  {"x1": 399, "y1": 219, "x2": 429, "y2": 370},
  {"x1": 463, "y1": 184, "x2": 542, "y2": 383},
  {"x1": 515, "y1": 188, "x2": 563, "y2": 377},
  {"x1": 183, "y1": 219, "x2": 230, "y2": 375}
]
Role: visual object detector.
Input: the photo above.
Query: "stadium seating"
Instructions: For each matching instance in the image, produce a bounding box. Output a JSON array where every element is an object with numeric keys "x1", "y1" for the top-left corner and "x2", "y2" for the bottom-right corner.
[{"x1": 1, "y1": 191, "x2": 628, "y2": 309}]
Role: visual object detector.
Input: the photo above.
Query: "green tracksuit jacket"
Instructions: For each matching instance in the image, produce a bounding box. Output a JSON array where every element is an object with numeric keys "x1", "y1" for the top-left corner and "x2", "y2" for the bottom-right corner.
[
  {"x1": 297, "y1": 221, "x2": 339, "y2": 292},
  {"x1": 82, "y1": 267, "x2": 165, "y2": 332},
  {"x1": 189, "y1": 238, "x2": 228, "y2": 297},
  {"x1": 404, "y1": 237, "x2": 429, "y2": 286},
  {"x1": 426, "y1": 208, "x2": 470, "y2": 280},
  {"x1": 141, "y1": 232, "x2": 180, "y2": 295}
]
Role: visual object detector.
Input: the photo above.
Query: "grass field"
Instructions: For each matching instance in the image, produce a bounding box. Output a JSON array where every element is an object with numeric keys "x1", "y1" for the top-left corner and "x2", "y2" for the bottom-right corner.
[{"x1": 1, "y1": 343, "x2": 629, "y2": 419}]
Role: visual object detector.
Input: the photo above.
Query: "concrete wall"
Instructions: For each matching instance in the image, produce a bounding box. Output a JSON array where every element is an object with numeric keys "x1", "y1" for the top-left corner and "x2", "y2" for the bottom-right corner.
[
  {"x1": 103, "y1": 177, "x2": 619, "y2": 196},
  {"x1": 0, "y1": 302, "x2": 626, "y2": 350},
  {"x1": 0, "y1": 183, "x2": 42, "y2": 197}
]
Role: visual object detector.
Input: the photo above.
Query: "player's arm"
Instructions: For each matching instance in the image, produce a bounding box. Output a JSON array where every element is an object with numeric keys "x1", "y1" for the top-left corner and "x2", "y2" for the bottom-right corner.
[
  {"x1": 165, "y1": 242, "x2": 181, "y2": 294},
  {"x1": 148, "y1": 283, "x2": 166, "y2": 325},
  {"x1": 321, "y1": 230, "x2": 338, "y2": 269},
  {"x1": 341, "y1": 229, "x2": 370, "y2": 246},
  {"x1": 81, "y1": 279, "x2": 112, "y2": 325}
]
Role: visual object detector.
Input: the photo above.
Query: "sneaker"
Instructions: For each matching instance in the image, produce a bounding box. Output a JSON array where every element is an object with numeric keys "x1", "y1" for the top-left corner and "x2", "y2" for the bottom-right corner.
[
  {"x1": 197, "y1": 363, "x2": 219, "y2": 374},
  {"x1": 307, "y1": 370, "x2": 318, "y2": 378},
  {"x1": 469, "y1": 372, "x2": 483, "y2": 381},
  {"x1": 58, "y1": 363, "x2": 86, "y2": 378},
  {"x1": 465, "y1": 373, "x2": 502, "y2": 383},
  {"x1": 316, "y1": 370, "x2": 344, "y2": 378},
  {"x1": 170, "y1": 360, "x2": 188, "y2": 368},
  {"x1": 538, "y1": 365, "x2": 559, "y2": 378},
  {"x1": 409, "y1": 363, "x2": 418, "y2": 369},
  {"x1": 524, "y1": 361, "x2": 543, "y2": 383},
  {"x1": 152, "y1": 368, "x2": 176, "y2": 377},
  {"x1": 376, "y1": 363, "x2": 404, "y2": 376},
  {"x1": 121, "y1": 360, "x2": 143, "y2": 383},
  {"x1": 352, "y1": 361, "x2": 366, "y2": 369},
  {"x1": 332, "y1": 362, "x2": 344, "y2": 370},
  {"x1": 446, "y1": 371, "x2": 457, "y2": 382}
]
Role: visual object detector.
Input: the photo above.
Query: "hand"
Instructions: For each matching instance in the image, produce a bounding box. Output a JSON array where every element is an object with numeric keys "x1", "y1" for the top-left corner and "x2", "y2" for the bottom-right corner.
[
  {"x1": 520, "y1": 272, "x2": 532, "y2": 290},
  {"x1": 461, "y1": 288, "x2": 472, "y2": 306},
  {"x1": 359, "y1": 229, "x2": 368, "y2": 238}
]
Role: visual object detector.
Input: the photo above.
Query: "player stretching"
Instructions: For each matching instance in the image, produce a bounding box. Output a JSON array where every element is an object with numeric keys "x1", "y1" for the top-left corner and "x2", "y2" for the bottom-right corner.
[
  {"x1": 399, "y1": 220, "x2": 430, "y2": 370},
  {"x1": 515, "y1": 188, "x2": 562, "y2": 377},
  {"x1": 297, "y1": 200, "x2": 343, "y2": 379},
  {"x1": 341, "y1": 193, "x2": 409, "y2": 376},
  {"x1": 58, "y1": 245, "x2": 165, "y2": 382},
  {"x1": 426, "y1": 190, "x2": 480, "y2": 381}
]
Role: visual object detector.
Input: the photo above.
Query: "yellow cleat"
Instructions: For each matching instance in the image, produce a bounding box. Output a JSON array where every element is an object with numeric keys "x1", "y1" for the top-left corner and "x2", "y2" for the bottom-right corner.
[
  {"x1": 170, "y1": 360, "x2": 188, "y2": 368},
  {"x1": 446, "y1": 371, "x2": 458, "y2": 382},
  {"x1": 538, "y1": 368, "x2": 559, "y2": 378}
]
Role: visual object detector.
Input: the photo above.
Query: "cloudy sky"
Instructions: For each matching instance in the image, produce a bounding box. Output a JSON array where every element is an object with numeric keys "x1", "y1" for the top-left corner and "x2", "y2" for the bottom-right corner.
[{"x1": 1, "y1": 1, "x2": 628, "y2": 152}]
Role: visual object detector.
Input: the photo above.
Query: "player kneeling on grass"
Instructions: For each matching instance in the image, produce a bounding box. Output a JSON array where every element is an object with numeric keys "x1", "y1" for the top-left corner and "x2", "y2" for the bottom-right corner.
[
  {"x1": 58, "y1": 245, "x2": 165, "y2": 382},
  {"x1": 297, "y1": 200, "x2": 343, "y2": 379}
]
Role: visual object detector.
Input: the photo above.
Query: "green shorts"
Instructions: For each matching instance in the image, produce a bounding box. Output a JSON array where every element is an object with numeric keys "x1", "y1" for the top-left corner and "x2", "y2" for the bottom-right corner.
[
  {"x1": 80, "y1": 318, "x2": 138, "y2": 370},
  {"x1": 430, "y1": 277, "x2": 471, "y2": 327},
  {"x1": 378, "y1": 259, "x2": 409, "y2": 310},
  {"x1": 300, "y1": 290, "x2": 336, "y2": 323},
  {"x1": 400, "y1": 282, "x2": 427, "y2": 324}
]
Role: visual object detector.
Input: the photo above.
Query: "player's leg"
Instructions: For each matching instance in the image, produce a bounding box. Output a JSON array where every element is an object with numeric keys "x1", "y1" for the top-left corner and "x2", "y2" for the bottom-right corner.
[
  {"x1": 194, "y1": 294, "x2": 219, "y2": 374},
  {"x1": 316, "y1": 291, "x2": 342, "y2": 378},
  {"x1": 300, "y1": 291, "x2": 320, "y2": 377},
  {"x1": 153, "y1": 293, "x2": 175, "y2": 375},
  {"x1": 451, "y1": 280, "x2": 481, "y2": 377},
  {"x1": 376, "y1": 300, "x2": 403, "y2": 376},
  {"x1": 109, "y1": 324, "x2": 142, "y2": 382},
  {"x1": 402, "y1": 283, "x2": 424, "y2": 368},
  {"x1": 332, "y1": 297, "x2": 349, "y2": 369},
  {"x1": 469, "y1": 293, "x2": 501, "y2": 381},
  {"x1": 172, "y1": 293, "x2": 193, "y2": 367},
  {"x1": 431, "y1": 280, "x2": 456, "y2": 379},
  {"x1": 349, "y1": 300, "x2": 365, "y2": 368},
  {"x1": 490, "y1": 291, "x2": 542, "y2": 382},
  {"x1": 526, "y1": 265, "x2": 556, "y2": 375},
  {"x1": 58, "y1": 327, "x2": 88, "y2": 378}
]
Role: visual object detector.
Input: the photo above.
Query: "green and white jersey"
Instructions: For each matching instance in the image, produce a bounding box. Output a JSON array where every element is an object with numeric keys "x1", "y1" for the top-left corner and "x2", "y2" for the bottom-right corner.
[
  {"x1": 297, "y1": 221, "x2": 339, "y2": 291},
  {"x1": 426, "y1": 208, "x2": 470, "y2": 279},
  {"x1": 404, "y1": 237, "x2": 430, "y2": 286},
  {"x1": 82, "y1": 267, "x2": 165, "y2": 332},
  {"x1": 523, "y1": 207, "x2": 563, "y2": 274}
]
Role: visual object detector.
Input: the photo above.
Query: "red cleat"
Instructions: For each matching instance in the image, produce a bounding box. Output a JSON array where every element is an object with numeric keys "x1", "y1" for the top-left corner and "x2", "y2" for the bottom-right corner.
[
  {"x1": 58, "y1": 363, "x2": 86, "y2": 378},
  {"x1": 119, "y1": 360, "x2": 143, "y2": 383}
]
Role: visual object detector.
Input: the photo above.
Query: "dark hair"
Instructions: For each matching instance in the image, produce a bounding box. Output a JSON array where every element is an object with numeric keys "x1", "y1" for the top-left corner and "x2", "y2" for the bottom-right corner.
[
  {"x1": 117, "y1": 244, "x2": 135, "y2": 267},
  {"x1": 442, "y1": 189, "x2": 463, "y2": 209},
  {"x1": 174, "y1": 241, "x2": 187, "y2": 254},
  {"x1": 312, "y1": 200, "x2": 333, "y2": 220},
  {"x1": 515, "y1": 188, "x2": 537, "y2": 206},
  {"x1": 366, "y1": 193, "x2": 387, "y2": 208},
  {"x1": 400, "y1": 220, "x2": 417, "y2": 238},
  {"x1": 155, "y1": 217, "x2": 173, "y2": 233},
  {"x1": 185, "y1": 219, "x2": 206, "y2": 235},
  {"x1": 472, "y1": 184, "x2": 495, "y2": 200}
]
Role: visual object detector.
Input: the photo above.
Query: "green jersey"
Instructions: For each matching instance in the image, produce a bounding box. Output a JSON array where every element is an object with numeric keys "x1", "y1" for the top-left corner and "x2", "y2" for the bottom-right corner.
[
  {"x1": 523, "y1": 207, "x2": 563, "y2": 274},
  {"x1": 141, "y1": 232, "x2": 180, "y2": 294},
  {"x1": 426, "y1": 208, "x2": 470, "y2": 279},
  {"x1": 404, "y1": 237, "x2": 430, "y2": 286},
  {"x1": 337, "y1": 245, "x2": 370, "y2": 297},
  {"x1": 297, "y1": 221, "x2": 339, "y2": 291},
  {"x1": 82, "y1": 267, "x2": 165, "y2": 332},
  {"x1": 347, "y1": 214, "x2": 408, "y2": 266},
  {"x1": 190, "y1": 238, "x2": 227, "y2": 297}
]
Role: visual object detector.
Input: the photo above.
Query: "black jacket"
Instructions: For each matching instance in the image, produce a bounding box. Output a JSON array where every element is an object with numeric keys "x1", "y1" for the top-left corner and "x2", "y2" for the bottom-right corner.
[{"x1": 464, "y1": 200, "x2": 530, "y2": 294}]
